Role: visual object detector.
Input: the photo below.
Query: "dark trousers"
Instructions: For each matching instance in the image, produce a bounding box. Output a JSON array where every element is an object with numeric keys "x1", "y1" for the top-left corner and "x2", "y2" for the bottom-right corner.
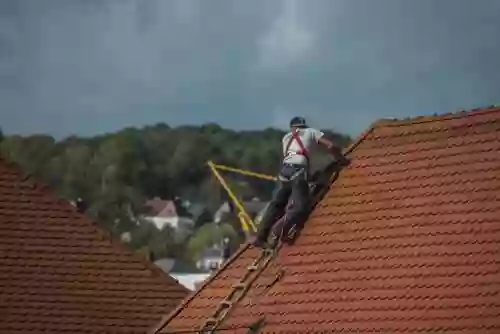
[{"x1": 256, "y1": 163, "x2": 310, "y2": 242}]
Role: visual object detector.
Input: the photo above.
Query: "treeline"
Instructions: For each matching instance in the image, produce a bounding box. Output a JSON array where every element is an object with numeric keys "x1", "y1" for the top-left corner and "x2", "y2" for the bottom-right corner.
[{"x1": 0, "y1": 124, "x2": 351, "y2": 263}]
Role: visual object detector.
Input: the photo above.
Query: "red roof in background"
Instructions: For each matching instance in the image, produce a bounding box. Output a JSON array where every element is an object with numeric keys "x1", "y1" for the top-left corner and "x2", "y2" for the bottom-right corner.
[
  {"x1": 0, "y1": 159, "x2": 189, "y2": 333},
  {"x1": 151, "y1": 106, "x2": 500, "y2": 333},
  {"x1": 146, "y1": 198, "x2": 178, "y2": 217}
]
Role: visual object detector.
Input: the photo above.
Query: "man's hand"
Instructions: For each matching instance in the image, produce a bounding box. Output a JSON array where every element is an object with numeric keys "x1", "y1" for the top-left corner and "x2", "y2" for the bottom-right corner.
[{"x1": 336, "y1": 154, "x2": 350, "y2": 167}]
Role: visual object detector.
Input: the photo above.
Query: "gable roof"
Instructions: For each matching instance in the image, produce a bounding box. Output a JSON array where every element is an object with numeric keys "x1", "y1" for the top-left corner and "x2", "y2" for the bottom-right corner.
[
  {"x1": 186, "y1": 202, "x2": 209, "y2": 220},
  {"x1": 146, "y1": 198, "x2": 178, "y2": 218},
  {"x1": 0, "y1": 158, "x2": 189, "y2": 333},
  {"x1": 150, "y1": 106, "x2": 500, "y2": 333}
]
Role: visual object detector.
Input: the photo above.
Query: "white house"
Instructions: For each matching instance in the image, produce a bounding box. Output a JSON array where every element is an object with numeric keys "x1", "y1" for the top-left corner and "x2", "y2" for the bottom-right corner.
[
  {"x1": 195, "y1": 247, "x2": 226, "y2": 272},
  {"x1": 142, "y1": 197, "x2": 194, "y2": 233},
  {"x1": 214, "y1": 198, "x2": 268, "y2": 223},
  {"x1": 170, "y1": 273, "x2": 211, "y2": 291},
  {"x1": 153, "y1": 258, "x2": 211, "y2": 291}
]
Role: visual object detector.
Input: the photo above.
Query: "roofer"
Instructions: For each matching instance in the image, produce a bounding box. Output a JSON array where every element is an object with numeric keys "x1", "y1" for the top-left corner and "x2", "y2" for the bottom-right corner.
[{"x1": 252, "y1": 116, "x2": 348, "y2": 248}]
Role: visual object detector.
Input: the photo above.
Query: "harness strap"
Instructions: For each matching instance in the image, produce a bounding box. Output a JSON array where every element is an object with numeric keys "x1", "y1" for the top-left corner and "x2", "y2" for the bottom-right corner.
[{"x1": 284, "y1": 128, "x2": 309, "y2": 162}]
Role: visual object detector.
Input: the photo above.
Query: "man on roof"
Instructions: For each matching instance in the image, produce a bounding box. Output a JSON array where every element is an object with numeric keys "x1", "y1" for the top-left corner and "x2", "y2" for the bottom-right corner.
[{"x1": 253, "y1": 116, "x2": 348, "y2": 248}]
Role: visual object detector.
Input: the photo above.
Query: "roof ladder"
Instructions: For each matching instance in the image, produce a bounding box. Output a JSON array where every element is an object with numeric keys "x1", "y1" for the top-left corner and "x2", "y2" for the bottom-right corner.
[{"x1": 198, "y1": 245, "x2": 280, "y2": 334}]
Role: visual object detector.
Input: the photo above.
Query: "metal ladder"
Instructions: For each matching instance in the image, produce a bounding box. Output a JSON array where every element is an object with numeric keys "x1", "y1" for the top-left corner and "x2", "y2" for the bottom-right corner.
[{"x1": 198, "y1": 244, "x2": 281, "y2": 334}]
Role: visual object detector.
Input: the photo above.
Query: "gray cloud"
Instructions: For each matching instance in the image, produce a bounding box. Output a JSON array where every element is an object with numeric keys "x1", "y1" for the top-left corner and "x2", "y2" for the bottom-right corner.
[{"x1": 0, "y1": 0, "x2": 499, "y2": 138}]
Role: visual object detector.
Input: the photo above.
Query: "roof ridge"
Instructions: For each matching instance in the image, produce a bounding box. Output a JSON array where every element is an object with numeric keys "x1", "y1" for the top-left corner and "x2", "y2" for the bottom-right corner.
[
  {"x1": 0, "y1": 155, "x2": 187, "y2": 293},
  {"x1": 86, "y1": 217, "x2": 187, "y2": 290},
  {"x1": 374, "y1": 105, "x2": 500, "y2": 129}
]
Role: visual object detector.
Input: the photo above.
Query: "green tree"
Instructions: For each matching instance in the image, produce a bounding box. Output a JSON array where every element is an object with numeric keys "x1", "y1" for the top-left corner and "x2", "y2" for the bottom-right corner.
[
  {"x1": 127, "y1": 220, "x2": 185, "y2": 260},
  {"x1": 185, "y1": 222, "x2": 239, "y2": 262},
  {"x1": 0, "y1": 134, "x2": 56, "y2": 177}
]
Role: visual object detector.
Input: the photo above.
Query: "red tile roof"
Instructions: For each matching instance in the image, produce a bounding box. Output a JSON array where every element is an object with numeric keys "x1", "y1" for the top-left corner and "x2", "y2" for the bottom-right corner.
[
  {"x1": 151, "y1": 106, "x2": 500, "y2": 334},
  {"x1": 146, "y1": 198, "x2": 178, "y2": 218},
  {"x1": 0, "y1": 158, "x2": 189, "y2": 333}
]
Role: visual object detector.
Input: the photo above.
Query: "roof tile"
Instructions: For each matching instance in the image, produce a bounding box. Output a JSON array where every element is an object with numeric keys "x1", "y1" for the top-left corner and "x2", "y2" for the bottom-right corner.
[
  {"x1": 0, "y1": 158, "x2": 189, "y2": 333},
  {"x1": 152, "y1": 107, "x2": 500, "y2": 333}
]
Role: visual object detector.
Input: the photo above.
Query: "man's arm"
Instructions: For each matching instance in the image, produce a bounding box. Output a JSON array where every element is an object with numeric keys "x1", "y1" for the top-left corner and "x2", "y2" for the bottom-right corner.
[
  {"x1": 318, "y1": 136, "x2": 340, "y2": 153},
  {"x1": 314, "y1": 130, "x2": 350, "y2": 165},
  {"x1": 310, "y1": 128, "x2": 339, "y2": 154}
]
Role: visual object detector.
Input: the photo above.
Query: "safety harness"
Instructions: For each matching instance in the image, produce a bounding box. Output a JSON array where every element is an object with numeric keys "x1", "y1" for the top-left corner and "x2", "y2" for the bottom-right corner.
[{"x1": 284, "y1": 128, "x2": 309, "y2": 163}]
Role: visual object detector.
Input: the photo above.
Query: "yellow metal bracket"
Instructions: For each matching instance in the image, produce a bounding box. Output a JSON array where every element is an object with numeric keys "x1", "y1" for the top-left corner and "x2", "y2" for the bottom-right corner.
[
  {"x1": 210, "y1": 163, "x2": 277, "y2": 182},
  {"x1": 207, "y1": 160, "x2": 275, "y2": 236}
]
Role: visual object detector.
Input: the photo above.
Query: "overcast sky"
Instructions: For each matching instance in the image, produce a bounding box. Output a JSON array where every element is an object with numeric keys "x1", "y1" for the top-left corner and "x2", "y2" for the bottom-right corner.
[{"x1": 1, "y1": 0, "x2": 499, "y2": 138}]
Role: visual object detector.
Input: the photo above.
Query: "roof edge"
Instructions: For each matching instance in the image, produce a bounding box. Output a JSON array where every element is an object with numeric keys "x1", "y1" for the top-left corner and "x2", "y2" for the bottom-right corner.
[
  {"x1": 0, "y1": 155, "x2": 189, "y2": 296},
  {"x1": 149, "y1": 241, "x2": 252, "y2": 334},
  {"x1": 343, "y1": 121, "x2": 379, "y2": 156},
  {"x1": 373, "y1": 105, "x2": 500, "y2": 129},
  {"x1": 341, "y1": 106, "x2": 500, "y2": 154},
  {"x1": 86, "y1": 219, "x2": 190, "y2": 294}
]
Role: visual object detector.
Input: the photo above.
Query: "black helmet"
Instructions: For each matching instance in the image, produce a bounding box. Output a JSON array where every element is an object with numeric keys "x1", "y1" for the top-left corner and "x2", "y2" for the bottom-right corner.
[{"x1": 290, "y1": 116, "x2": 307, "y2": 128}]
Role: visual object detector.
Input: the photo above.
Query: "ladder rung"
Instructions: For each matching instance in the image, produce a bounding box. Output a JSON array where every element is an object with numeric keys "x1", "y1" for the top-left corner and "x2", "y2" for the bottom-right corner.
[
  {"x1": 203, "y1": 318, "x2": 217, "y2": 326},
  {"x1": 221, "y1": 300, "x2": 232, "y2": 307},
  {"x1": 213, "y1": 301, "x2": 231, "y2": 315},
  {"x1": 251, "y1": 256, "x2": 264, "y2": 266},
  {"x1": 232, "y1": 282, "x2": 247, "y2": 289}
]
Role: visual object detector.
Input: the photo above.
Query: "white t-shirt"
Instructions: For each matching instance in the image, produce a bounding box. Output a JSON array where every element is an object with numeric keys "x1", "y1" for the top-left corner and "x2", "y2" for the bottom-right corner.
[{"x1": 281, "y1": 127, "x2": 324, "y2": 166}]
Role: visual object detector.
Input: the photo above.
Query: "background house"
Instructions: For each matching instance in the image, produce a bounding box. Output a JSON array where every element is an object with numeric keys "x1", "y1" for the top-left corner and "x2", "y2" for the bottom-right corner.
[
  {"x1": 153, "y1": 258, "x2": 210, "y2": 291},
  {"x1": 142, "y1": 197, "x2": 194, "y2": 240},
  {"x1": 185, "y1": 202, "x2": 213, "y2": 228},
  {"x1": 214, "y1": 198, "x2": 267, "y2": 223},
  {"x1": 170, "y1": 273, "x2": 211, "y2": 291},
  {"x1": 195, "y1": 246, "x2": 225, "y2": 272}
]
